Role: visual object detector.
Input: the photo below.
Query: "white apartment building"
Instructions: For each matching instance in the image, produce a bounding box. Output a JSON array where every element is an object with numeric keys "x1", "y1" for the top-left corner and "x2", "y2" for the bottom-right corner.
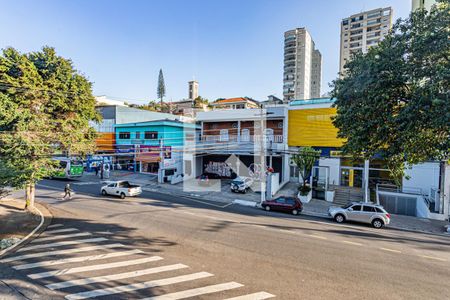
[
  {"x1": 339, "y1": 7, "x2": 393, "y2": 75},
  {"x1": 412, "y1": 0, "x2": 437, "y2": 11},
  {"x1": 283, "y1": 28, "x2": 322, "y2": 102}
]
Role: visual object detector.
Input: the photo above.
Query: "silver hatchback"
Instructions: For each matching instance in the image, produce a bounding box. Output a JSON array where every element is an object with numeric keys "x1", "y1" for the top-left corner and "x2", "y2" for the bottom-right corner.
[{"x1": 328, "y1": 202, "x2": 391, "y2": 228}]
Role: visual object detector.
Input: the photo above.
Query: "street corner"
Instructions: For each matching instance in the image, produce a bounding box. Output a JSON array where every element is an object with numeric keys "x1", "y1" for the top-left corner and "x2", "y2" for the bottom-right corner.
[{"x1": 0, "y1": 198, "x2": 51, "y2": 258}]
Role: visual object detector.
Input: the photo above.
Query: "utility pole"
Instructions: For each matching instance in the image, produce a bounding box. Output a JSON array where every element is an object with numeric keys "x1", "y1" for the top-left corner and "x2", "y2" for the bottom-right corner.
[
  {"x1": 259, "y1": 105, "x2": 266, "y2": 205},
  {"x1": 158, "y1": 138, "x2": 164, "y2": 183}
]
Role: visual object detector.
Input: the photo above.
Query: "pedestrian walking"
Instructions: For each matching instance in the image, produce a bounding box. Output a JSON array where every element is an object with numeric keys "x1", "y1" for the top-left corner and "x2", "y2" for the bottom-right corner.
[
  {"x1": 100, "y1": 163, "x2": 104, "y2": 180},
  {"x1": 63, "y1": 184, "x2": 72, "y2": 200},
  {"x1": 94, "y1": 165, "x2": 98, "y2": 176},
  {"x1": 105, "y1": 164, "x2": 110, "y2": 179}
]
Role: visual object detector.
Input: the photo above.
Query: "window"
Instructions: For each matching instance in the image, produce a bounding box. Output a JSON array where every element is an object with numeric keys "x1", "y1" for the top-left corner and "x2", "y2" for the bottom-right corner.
[
  {"x1": 342, "y1": 20, "x2": 349, "y2": 25},
  {"x1": 145, "y1": 131, "x2": 158, "y2": 140},
  {"x1": 375, "y1": 207, "x2": 386, "y2": 213},
  {"x1": 363, "y1": 206, "x2": 376, "y2": 212},
  {"x1": 119, "y1": 132, "x2": 130, "y2": 139},
  {"x1": 219, "y1": 129, "x2": 229, "y2": 142},
  {"x1": 135, "y1": 132, "x2": 141, "y2": 139},
  {"x1": 351, "y1": 205, "x2": 362, "y2": 211},
  {"x1": 275, "y1": 198, "x2": 286, "y2": 204},
  {"x1": 286, "y1": 198, "x2": 295, "y2": 205}
]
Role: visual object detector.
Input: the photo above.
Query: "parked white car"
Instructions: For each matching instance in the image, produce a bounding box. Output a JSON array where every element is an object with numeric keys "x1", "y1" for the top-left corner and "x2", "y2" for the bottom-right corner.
[
  {"x1": 230, "y1": 177, "x2": 254, "y2": 193},
  {"x1": 101, "y1": 181, "x2": 142, "y2": 199},
  {"x1": 328, "y1": 202, "x2": 391, "y2": 228}
]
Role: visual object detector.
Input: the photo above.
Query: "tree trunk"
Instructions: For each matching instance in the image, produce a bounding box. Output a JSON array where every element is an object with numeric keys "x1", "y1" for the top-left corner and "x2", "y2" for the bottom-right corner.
[{"x1": 25, "y1": 182, "x2": 35, "y2": 210}]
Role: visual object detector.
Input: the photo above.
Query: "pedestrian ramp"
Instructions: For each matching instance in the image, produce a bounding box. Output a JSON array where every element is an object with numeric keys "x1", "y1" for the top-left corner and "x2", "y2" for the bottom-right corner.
[{"x1": 1, "y1": 223, "x2": 275, "y2": 299}]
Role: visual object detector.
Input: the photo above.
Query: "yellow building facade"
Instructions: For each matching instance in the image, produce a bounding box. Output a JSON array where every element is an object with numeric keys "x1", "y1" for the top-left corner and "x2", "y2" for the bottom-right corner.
[{"x1": 288, "y1": 107, "x2": 344, "y2": 147}]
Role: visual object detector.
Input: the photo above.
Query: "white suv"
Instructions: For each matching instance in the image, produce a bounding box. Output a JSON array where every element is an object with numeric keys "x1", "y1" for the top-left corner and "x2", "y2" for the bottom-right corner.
[
  {"x1": 328, "y1": 202, "x2": 391, "y2": 228},
  {"x1": 230, "y1": 177, "x2": 254, "y2": 194}
]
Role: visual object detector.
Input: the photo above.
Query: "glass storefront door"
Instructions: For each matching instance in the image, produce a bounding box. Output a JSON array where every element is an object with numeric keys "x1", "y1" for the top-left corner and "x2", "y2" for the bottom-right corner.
[{"x1": 340, "y1": 167, "x2": 363, "y2": 188}]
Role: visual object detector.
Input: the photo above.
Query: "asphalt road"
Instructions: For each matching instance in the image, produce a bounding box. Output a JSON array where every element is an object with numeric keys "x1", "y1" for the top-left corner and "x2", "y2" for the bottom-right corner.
[{"x1": 2, "y1": 179, "x2": 450, "y2": 300}]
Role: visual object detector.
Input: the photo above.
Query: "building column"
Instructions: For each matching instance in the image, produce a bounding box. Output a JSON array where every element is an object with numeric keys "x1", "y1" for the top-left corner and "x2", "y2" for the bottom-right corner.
[
  {"x1": 237, "y1": 120, "x2": 241, "y2": 143},
  {"x1": 364, "y1": 159, "x2": 370, "y2": 202}
]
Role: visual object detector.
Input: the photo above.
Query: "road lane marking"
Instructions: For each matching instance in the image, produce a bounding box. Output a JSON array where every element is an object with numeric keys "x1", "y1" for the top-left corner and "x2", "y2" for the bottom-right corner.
[
  {"x1": 18, "y1": 238, "x2": 108, "y2": 252},
  {"x1": 342, "y1": 240, "x2": 363, "y2": 246},
  {"x1": 309, "y1": 234, "x2": 328, "y2": 240},
  {"x1": 47, "y1": 263, "x2": 188, "y2": 290},
  {"x1": 47, "y1": 224, "x2": 64, "y2": 229},
  {"x1": 31, "y1": 232, "x2": 92, "y2": 243},
  {"x1": 65, "y1": 272, "x2": 213, "y2": 300},
  {"x1": 28, "y1": 256, "x2": 163, "y2": 279},
  {"x1": 420, "y1": 255, "x2": 447, "y2": 262},
  {"x1": 380, "y1": 247, "x2": 402, "y2": 254},
  {"x1": 225, "y1": 291, "x2": 276, "y2": 300},
  {"x1": 45, "y1": 228, "x2": 79, "y2": 234},
  {"x1": 1, "y1": 243, "x2": 124, "y2": 263},
  {"x1": 142, "y1": 282, "x2": 244, "y2": 300},
  {"x1": 14, "y1": 249, "x2": 143, "y2": 270}
]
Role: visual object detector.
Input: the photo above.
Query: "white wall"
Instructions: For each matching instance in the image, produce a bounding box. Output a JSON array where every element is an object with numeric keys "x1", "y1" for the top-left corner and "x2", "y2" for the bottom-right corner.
[
  {"x1": 319, "y1": 158, "x2": 340, "y2": 186},
  {"x1": 403, "y1": 162, "x2": 440, "y2": 196}
]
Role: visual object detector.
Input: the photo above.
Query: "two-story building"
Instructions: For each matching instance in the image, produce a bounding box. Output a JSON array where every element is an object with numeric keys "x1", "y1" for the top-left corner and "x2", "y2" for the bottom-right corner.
[
  {"x1": 115, "y1": 119, "x2": 198, "y2": 182},
  {"x1": 210, "y1": 97, "x2": 260, "y2": 110},
  {"x1": 194, "y1": 107, "x2": 289, "y2": 195}
]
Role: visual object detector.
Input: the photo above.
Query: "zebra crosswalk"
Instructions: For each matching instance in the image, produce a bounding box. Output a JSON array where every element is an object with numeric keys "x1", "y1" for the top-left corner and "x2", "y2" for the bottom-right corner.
[{"x1": 1, "y1": 223, "x2": 275, "y2": 299}]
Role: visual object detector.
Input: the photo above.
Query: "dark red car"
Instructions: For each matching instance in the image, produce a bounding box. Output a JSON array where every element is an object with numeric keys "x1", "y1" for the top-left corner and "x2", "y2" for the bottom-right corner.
[{"x1": 262, "y1": 196, "x2": 303, "y2": 215}]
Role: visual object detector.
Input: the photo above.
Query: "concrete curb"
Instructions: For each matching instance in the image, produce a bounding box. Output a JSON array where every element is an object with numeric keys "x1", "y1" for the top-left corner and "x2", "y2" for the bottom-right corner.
[
  {"x1": 0, "y1": 201, "x2": 52, "y2": 259},
  {"x1": 232, "y1": 199, "x2": 257, "y2": 207}
]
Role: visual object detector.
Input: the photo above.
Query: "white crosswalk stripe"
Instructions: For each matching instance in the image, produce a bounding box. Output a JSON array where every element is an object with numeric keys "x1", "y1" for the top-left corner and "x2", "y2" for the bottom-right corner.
[
  {"x1": 225, "y1": 291, "x2": 276, "y2": 300},
  {"x1": 14, "y1": 249, "x2": 143, "y2": 270},
  {"x1": 1, "y1": 243, "x2": 124, "y2": 263},
  {"x1": 31, "y1": 232, "x2": 92, "y2": 243},
  {"x1": 45, "y1": 228, "x2": 79, "y2": 234},
  {"x1": 141, "y1": 282, "x2": 244, "y2": 300},
  {"x1": 65, "y1": 272, "x2": 214, "y2": 300},
  {"x1": 47, "y1": 263, "x2": 188, "y2": 290},
  {"x1": 5, "y1": 225, "x2": 276, "y2": 299},
  {"x1": 28, "y1": 256, "x2": 163, "y2": 279},
  {"x1": 47, "y1": 224, "x2": 64, "y2": 229},
  {"x1": 18, "y1": 238, "x2": 108, "y2": 252}
]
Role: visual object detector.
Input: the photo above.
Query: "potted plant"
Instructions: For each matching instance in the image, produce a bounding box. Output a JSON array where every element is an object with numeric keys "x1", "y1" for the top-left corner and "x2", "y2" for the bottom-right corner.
[{"x1": 291, "y1": 147, "x2": 321, "y2": 203}]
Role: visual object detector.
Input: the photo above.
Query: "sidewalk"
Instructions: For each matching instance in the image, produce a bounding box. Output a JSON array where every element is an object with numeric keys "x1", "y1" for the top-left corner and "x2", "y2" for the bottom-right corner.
[{"x1": 79, "y1": 171, "x2": 450, "y2": 236}]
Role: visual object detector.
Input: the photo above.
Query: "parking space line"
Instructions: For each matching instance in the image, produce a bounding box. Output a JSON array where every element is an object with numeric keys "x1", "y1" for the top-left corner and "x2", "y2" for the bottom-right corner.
[
  {"x1": 1, "y1": 243, "x2": 124, "y2": 263},
  {"x1": 65, "y1": 272, "x2": 213, "y2": 300},
  {"x1": 47, "y1": 263, "x2": 188, "y2": 290},
  {"x1": 309, "y1": 234, "x2": 328, "y2": 240},
  {"x1": 420, "y1": 255, "x2": 447, "y2": 262},
  {"x1": 143, "y1": 282, "x2": 244, "y2": 300},
  {"x1": 45, "y1": 228, "x2": 79, "y2": 234},
  {"x1": 225, "y1": 291, "x2": 276, "y2": 300},
  {"x1": 28, "y1": 256, "x2": 163, "y2": 279},
  {"x1": 47, "y1": 224, "x2": 64, "y2": 229},
  {"x1": 31, "y1": 232, "x2": 92, "y2": 243},
  {"x1": 18, "y1": 238, "x2": 108, "y2": 252},
  {"x1": 342, "y1": 240, "x2": 363, "y2": 246},
  {"x1": 380, "y1": 247, "x2": 401, "y2": 254},
  {"x1": 14, "y1": 249, "x2": 143, "y2": 270}
]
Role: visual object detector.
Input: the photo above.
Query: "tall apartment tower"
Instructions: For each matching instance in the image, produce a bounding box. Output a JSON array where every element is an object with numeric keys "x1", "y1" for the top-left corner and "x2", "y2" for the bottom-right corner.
[
  {"x1": 339, "y1": 7, "x2": 393, "y2": 75},
  {"x1": 412, "y1": 0, "x2": 437, "y2": 11},
  {"x1": 283, "y1": 28, "x2": 322, "y2": 102},
  {"x1": 188, "y1": 80, "x2": 198, "y2": 100}
]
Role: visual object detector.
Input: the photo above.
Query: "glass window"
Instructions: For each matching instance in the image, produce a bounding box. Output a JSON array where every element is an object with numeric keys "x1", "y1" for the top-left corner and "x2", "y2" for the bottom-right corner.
[
  {"x1": 275, "y1": 198, "x2": 286, "y2": 204},
  {"x1": 135, "y1": 132, "x2": 141, "y2": 139},
  {"x1": 363, "y1": 206, "x2": 376, "y2": 212},
  {"x1": 351, "y1": 205, "x2": 362, "y2": 211},
  {"x1": 119, "y1": 132, "x2": 130, "y2": 139},
  {"x1": 375, "y1": 207, "x2": 386, "y2": 213},
  {"x1": 286, "y1": 198, "x2": 295, "y2": 205},
  {"x1": 145, "y1": 131, "x2": 158, "y2": 140}
]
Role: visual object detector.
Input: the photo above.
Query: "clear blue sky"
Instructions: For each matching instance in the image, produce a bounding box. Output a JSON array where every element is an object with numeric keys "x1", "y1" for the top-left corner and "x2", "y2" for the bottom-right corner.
[{"x1": 0, "y1": 0, "x2": 411, "y2": 104}]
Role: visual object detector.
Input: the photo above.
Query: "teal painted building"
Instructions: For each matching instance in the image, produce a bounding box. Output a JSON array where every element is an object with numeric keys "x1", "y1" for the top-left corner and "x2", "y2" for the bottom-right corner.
[{"x1": 115, "y1": 119, "x2": 198, "y2": 178}]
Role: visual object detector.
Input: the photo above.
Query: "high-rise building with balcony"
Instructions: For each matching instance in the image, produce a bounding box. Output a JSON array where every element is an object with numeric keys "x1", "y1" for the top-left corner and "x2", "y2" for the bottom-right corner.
[
  {"x1": 283, "y1": 28, "x2": 322, "y2": 102},
  {"x1": 339, "y1": 7, "x2": 393, "y2": 75}
]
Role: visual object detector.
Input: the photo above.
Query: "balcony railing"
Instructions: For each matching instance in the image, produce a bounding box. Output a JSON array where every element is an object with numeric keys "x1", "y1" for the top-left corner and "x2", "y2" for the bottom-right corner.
[{"x1": 200, "y1": 134, "x2": 284, "y2": 144}]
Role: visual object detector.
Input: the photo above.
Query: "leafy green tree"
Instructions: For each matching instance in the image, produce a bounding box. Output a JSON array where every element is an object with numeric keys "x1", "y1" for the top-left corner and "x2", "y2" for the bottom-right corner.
[
  {"x1": 193, "y1": 96, "x2": 209, "y2": 108},
  {"x1": 0, "y1": 47, "x2": 99, "y2": 209},
  {"x1": 331, "y1": 1, "x2": 449, "y2": 178},
  {"x1": 157, "y1": 69, "x2": 166, "y2": 111},
  {"x1": 291, "y1": 147, "x2": 321, "y2": 195}
]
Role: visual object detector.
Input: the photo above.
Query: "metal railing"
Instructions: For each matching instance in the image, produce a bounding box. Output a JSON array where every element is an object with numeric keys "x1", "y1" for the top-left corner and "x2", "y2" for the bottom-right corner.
[{"x1": 200, "y1": 134, "x2": 284, "y2": 144}]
